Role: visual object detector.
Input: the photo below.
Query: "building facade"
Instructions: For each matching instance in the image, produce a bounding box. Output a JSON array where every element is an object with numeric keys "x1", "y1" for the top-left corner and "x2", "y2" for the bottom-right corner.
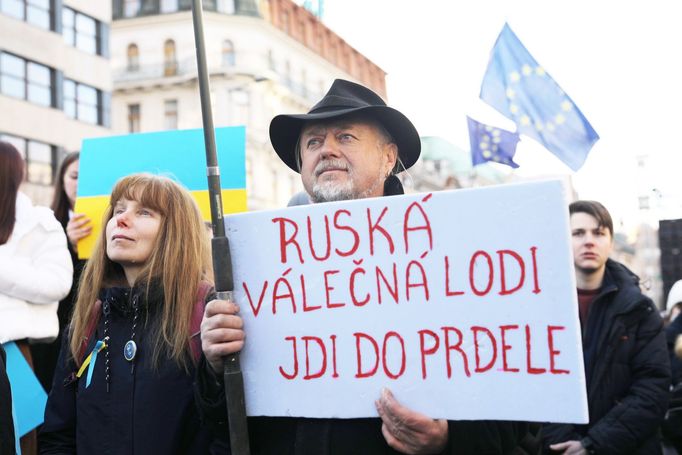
[
  {"x1": 0, "y1": 0, "x2": 112, "y2": 205},
  {"x1": 110, "y1": 0, "x2": 386, "y2": 210}
]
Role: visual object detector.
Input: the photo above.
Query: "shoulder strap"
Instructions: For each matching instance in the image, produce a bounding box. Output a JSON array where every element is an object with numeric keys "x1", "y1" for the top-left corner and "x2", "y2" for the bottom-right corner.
[
  {"x1": 77, "y1": 287, "x2": 210, "y2": 367},
  {"x1": 77, "y1": 299, "x2": 102, "y2": 367},
  {"x1": 190, "y1": 281, "x2": 213, "y2": 363}
]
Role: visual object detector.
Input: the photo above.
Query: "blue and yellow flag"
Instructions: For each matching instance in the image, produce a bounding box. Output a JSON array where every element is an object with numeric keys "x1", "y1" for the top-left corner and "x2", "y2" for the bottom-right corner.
[
  {"x1": 76, "y1": 127, "x2": 247, "y2": 258},
  {"x1": 467, "y1": 117, "x2": 520, "y2": 168},
  {"x1": 480, "y1": 23, "x2": 599, "y2": 171}
]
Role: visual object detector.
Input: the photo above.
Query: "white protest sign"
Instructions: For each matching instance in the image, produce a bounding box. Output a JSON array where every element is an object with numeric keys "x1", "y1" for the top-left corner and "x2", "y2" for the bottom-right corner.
[{"x1": 225, "y1": 179, "x2": 588, "y2": 423}]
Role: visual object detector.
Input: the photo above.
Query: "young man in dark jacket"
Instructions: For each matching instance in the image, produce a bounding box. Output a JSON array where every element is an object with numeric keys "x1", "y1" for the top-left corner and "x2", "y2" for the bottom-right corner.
[
  {"x1": 543, "y1": 200, "x2": 670, "y2": 454},
  {"x1": 196, "y1": 79, "x2": 532, "y2": 454}
]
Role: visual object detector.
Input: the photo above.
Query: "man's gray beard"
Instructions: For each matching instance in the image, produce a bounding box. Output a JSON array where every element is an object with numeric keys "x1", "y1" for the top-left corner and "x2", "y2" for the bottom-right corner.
[
  {"x1": 310, "y1": 180, "x2": 355, "y2": 203},
  {"x1": 309, "y1": 158, "x2": 387, "y2": 203}
]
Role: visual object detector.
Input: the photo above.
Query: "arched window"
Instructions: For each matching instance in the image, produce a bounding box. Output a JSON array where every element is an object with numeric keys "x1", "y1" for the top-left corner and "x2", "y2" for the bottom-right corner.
[
  {"x1": 222, "y1": 40, "x2": 235, "y2": 67},
  {"x1": 300, "y1": 69, "x2": 307, "y2": 97},
  {"x1": 284, "y1": 60, "x2": 291, "y2": 88},
  {"x1": 164, "y1": 39, "x2": 177, "y2": 76},
  {"x1": 127, "y1": 43, "x2": 139, "y2": 71}
]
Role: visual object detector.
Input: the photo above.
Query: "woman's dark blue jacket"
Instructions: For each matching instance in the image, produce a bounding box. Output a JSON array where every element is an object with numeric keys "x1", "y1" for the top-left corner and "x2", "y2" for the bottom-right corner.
[{"x1": 39, "y1": 285, "x2": 224, "y2": 454}]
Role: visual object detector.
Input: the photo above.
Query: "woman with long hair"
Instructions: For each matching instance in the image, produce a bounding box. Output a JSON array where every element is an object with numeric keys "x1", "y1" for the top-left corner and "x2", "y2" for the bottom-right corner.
[
  {"x1": 0, "y1": 141, "x2": 72, "y2": 454},
  {"x1": 40, "y1": 173, "x2": 222, "y2": 453},
  {"x1": 31, "y1": 151, "x2": 91, "y2": 392}
]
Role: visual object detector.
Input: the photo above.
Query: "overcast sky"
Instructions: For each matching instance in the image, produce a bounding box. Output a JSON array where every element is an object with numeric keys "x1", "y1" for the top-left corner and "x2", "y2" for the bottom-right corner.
[{"x1": 320, "y1": 0, "x2": 682, "y2": 231}]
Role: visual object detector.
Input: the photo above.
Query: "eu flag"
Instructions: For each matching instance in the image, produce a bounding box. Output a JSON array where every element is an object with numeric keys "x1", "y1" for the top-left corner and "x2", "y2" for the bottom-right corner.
[
  {"x1": 480, "y1": 23, "x2": 599, "y2": 171},
  {"x1": 467, "y1": 116, "x2": 520, "y2": 168}
]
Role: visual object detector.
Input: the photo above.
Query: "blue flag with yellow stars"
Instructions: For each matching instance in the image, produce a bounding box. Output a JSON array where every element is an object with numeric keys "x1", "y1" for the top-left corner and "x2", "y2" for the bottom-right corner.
[
  {"x1": 480, "y1": 23, "x2": 599, "y2": 171},
  {"x1": 467, "y1": 116, "x2": 520, "y2": 168}
]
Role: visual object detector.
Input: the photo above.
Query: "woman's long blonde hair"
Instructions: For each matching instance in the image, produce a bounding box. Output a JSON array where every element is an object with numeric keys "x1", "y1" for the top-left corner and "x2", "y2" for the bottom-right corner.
[{"x1": 69, "y1": 174, "x2": 212, "y2": 368}]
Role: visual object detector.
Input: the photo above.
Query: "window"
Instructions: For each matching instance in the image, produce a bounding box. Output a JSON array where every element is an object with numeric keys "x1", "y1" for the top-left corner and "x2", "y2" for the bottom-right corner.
[
  {"x1": 128, "y1": 103, "x2": 140, "y2": 132},
  {"x1": 280, "y1": 10, "x2": 289, "y2": 34},
  {"x1": 62, "y1": 8, "x2": 99, "y2": 55},
  {"x1": 63, "y1": 79, "x2": 103, "y2": 125},
  {"x1": 127, "y1": 43, "x2": 139, "y2": 71},
  {"x1": 123, "y1": 0, "x2": 141, "y2": 18},
  {"x1": 0, "y1": 53, "x2": 26, "y2": 99},
  {"x1": 0, "y1": 134, "x2": 26, "y2": 157},
  {"x1": 328, "y1": 43, "x2": 337, "y2": 64},
  {"x1": 164, "y1": 39, "x2": 177, "y2": 76},
  {"x1": 27, "y1": 140, "x2": 53, "y2": 184},
  {"x1": 297, "y1": 19, "x2": 305, "y2": 42},
  {"x1": 267, "y1": 49, "x2": 275, "y2": 70},
  {"x1": 164, "y1": 99, "x2": 177, "y2": 130},
  {"x1": 0, "y1": 52, "x2": 53, "y2": 107},
  {"x1": 1, "y1": 0, "x2": 51, "y2": 30},
  {"x1": 26, "y1": 61, "x2": 50, "y2": 105},
  {"x1": 222, "y1": 40, "x2": 235, "y2": 67},
  {"x1": 0, "y1": 133, "x2": 55, "y2": 185},
  {"x1": 229, "y1": 89, "x2": 249, "y2": 125},
  {"x1": 160, "y1": 0, "x2": 178, "y2": 13},
  {"x1": 217, "y1": 0, "x2": 235, "y2": 14},
  {"x1": 300, "y1": 69, "x2": 307, "y2": 97},
  {"x1": 284, "y1": 60, "x2": 291, "y2": 88}
]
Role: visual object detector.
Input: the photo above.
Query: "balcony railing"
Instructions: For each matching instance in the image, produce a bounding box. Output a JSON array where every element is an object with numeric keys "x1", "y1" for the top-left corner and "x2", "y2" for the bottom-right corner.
[
  {"x1": 114, "y1": 57, "x2": 198, "y2": 82},
  {"x1": 114, "y1": 57, "x2": 324, "y2": 105}
]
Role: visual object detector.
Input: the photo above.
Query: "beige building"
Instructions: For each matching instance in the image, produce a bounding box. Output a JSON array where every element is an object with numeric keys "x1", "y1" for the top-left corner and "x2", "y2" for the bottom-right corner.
[
  {"x1": 110, "y1": 0, "x2": 386, "y2": 210},
  {"x1": 0, "y1": 0, "x2": 112, "y2": 205}
]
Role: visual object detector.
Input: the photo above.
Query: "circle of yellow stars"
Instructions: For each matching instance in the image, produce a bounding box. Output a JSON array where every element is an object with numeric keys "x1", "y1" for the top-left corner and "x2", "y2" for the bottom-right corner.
[
  {"x1": 504, "y1": 64, "x2": 575, "y2": 133},
  {"x1": 478, "y1": 126, "x2": 504, "y2": 161}
]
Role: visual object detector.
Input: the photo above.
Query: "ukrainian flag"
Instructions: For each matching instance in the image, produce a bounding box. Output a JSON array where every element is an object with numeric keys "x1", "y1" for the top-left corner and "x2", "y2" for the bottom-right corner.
[{"x1": 75, "y1": 127, "x2": 247, "y2": 258}]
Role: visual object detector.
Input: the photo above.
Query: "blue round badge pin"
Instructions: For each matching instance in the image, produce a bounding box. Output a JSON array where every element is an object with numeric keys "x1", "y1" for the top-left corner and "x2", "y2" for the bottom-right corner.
[{"x1": 124, "y1": 340, "x2": 137, "y2": 361}]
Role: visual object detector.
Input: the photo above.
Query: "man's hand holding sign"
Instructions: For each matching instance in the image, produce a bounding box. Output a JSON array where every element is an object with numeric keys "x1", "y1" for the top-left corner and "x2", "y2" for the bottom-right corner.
[
  {"x1": 202, "y1": 298, "x2": 244, "y2": 374},
  {"x1": 197, "y1": 79, "x2": 587, "y2": 454}
]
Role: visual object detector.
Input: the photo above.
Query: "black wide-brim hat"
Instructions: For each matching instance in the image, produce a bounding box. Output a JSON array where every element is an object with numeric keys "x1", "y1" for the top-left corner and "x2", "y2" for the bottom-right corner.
[{"x1": 269, "y1": 79, "x2": 421, "y2": 173}]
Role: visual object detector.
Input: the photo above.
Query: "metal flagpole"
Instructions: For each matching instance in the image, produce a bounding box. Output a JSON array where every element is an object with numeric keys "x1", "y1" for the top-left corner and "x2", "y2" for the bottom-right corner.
[{"x1": 190, "y1": 1, "x2": 250, "y2": 453}]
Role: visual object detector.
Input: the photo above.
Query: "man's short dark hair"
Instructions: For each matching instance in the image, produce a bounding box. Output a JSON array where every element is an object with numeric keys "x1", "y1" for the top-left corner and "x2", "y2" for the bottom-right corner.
[{"x1": 569, "y1": 200, "x2": 614, "y2": 237}]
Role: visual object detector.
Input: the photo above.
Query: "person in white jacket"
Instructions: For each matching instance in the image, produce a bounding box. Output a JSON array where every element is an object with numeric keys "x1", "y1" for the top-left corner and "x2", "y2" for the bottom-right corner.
[{"x1": 0, "y1": 140, "x2": 72, "y2": 453}]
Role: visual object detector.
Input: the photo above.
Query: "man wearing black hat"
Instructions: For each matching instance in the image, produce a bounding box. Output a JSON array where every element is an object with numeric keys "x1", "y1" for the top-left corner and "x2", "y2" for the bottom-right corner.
[{"x1": 197, "y1": 79, "x2": 530, "y2": 454}]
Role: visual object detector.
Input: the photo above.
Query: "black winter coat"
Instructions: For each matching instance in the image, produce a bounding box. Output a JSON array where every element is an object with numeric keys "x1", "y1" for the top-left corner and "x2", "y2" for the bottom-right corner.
[
  {"x1": 543, "y1": 260, "x2": 670, "y2": 454},
  {"x1": 39, "y1": 285, "x2": 225, "y2": 454},
  {"x1": 195, "y1": 357, "x2": 531, "y2": 455}
]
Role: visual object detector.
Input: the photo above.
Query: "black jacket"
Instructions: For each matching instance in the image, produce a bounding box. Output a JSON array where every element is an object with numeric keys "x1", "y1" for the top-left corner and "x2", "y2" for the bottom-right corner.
[
  {"x1": 195, "y1": 357, "x2": 530, "y2": 454},
  {"x1": 543, "y1": 260, "x2": 670, "y2": 454},
  {"x1": 39, "y1": 285, "x2": 225, "y2": 454},
  {"x1": 666, "y1": 312, "x2": 682, "y2": 385},
  {"x1": 0, "y1": 343, "x2": 16, "y2": 455}
]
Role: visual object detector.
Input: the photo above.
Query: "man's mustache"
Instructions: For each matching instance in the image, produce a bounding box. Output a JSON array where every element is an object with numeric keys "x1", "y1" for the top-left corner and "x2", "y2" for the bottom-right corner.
[{"x1": 314, "y1": 160, "x2": 350, "y2": 177}]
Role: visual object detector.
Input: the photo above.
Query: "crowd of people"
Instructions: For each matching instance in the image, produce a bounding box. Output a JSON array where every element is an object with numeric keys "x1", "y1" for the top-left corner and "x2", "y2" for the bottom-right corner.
[{"x1": 1, "y1": 79, "x2": 681, "y2": 454}]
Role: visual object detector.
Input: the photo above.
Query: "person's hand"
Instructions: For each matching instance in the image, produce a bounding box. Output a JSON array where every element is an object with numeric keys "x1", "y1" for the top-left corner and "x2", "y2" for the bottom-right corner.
[
  {"x1": 549, "y1": 440, "x2": 588, "y2": 454},
  {"x1": 66, "y1": 213, "x2": 92, "y2": 251},
  {"x1": 200, "y1": 299, "x2": 245, "y2": 374},
  {"x1": 375, "y1": 388, "x2": 448, "y2": 454}
]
